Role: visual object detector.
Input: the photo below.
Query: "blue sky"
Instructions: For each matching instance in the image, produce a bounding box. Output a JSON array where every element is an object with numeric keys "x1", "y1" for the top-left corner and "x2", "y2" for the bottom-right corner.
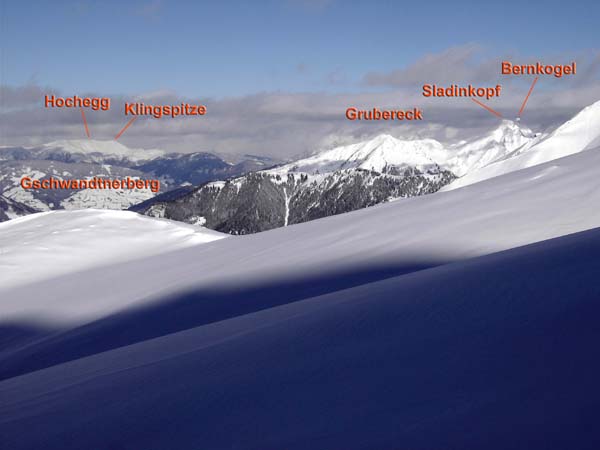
[
  {"x1": 3, "y1": 0, "x2": 599, "y2": 97},
  {"x1": 1, "y1": 0, "x2": 599, "y2": 156}
]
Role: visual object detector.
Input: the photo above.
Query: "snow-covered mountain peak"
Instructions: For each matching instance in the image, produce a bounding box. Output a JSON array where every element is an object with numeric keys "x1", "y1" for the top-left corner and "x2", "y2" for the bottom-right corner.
[
  {"x1": 272, "y1": 122, "x2": 542, "y2": 180},
  {"x1": 367, "y1": 133, "x2": 401, "y2": 147},
  {"x1": 273, "y1": 134, "x2": 445, "y2": 176},
  {"x1": 491, "y1": 120, "x2": 534, "y2": 140},
  {"x1": 445, "y1": 99, "x2": 600, "y2": 190},
  {"x1": 444, "y1": 120, "x2": 537, "y2": 176}
]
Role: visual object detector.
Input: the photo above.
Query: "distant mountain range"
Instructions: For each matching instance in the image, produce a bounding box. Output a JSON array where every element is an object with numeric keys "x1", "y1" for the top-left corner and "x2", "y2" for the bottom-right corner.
[
  {"x1": 132, "y1": 135, "x2": 457, "y2": 233},
  {"x1": 0, "y1": 140, "x2": 280, "y2": 221},
  {"x1": 3, "y1": 100, "x2": 599, "y2": 229},
  {"x1": 131, "y1": 117, "x2": 548, "y2": 234},
  {"x1": 133, "y1": 101, "x2": 599, "y2": 234}
]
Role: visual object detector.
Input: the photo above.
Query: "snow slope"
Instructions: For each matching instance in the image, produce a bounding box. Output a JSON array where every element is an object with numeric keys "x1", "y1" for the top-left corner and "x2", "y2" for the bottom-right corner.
[
  {"x1": 446, "y1": 100, "x2": 600, "y2": 189},
  {"x1": 0, "y1": 209, "x2": 226, "y2": 290},
  {"x1": 1, "y1": 222, "x2": 599, "y2": 450},
  {"x1": 2, "y1": 146, "x2": 600, "y2": 328}
]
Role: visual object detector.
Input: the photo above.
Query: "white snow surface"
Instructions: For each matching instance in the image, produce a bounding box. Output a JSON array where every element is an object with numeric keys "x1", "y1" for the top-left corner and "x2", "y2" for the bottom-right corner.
[
  {"x1": 0, "y1": 209, "x2": 226, "y2": 290},
  {"x1": 2, "y1": 145, "x2": 600, "y2": 326},
  {"x1": 446, "y1": 100, "x2": 600, "y2": 189}
]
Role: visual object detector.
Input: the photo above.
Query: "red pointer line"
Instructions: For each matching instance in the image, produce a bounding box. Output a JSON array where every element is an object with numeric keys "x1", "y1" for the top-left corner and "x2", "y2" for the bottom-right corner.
[
  {"x1": 80, "y1": 108, "x2": 91, "y2": 138},
  {"x1": 115, "y1": 117, "x2": 137, "y2": 140},
  {"x1": 518, "y1": 76, "x2": 539, "y2": 117},
  {"x1": 470, "y1": 98, "x2": 503, "y2": 118}
]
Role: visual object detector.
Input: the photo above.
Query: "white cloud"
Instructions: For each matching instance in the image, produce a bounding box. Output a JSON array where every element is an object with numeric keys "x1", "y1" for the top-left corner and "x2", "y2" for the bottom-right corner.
[{"x1": 2, "y1": 45, "x2": 599, "y2": 159}]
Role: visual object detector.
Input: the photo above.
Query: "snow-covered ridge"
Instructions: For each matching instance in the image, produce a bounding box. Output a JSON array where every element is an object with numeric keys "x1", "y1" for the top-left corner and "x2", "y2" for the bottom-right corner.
[
  {"x1": 203, "y1": 100, "x2": 596, "y2": 192},
  {"x1": 271, "y1": 134, "x2": 446, "y2": 175},
  {"x1": 0, "y1": 209, "x2": 227, "y2": 290},
  {"x1": 264, "y1": 121, "x2": 538, "y2": 180},
  {"x1": 445, "y1": 100, "x2": 600, "y2": 190},
  {"x1": 43, "y1": 139, "x2": 165, "y2": 162},
  {"x1": 197, "y1": 122, "x2": 538, "y2": 196},
  {"x1": 445, "y1": 120, "x2": 538, "y2": 176},
  {"x1": 198, "y1": 134, "x2": 454, "y2": 195}
]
